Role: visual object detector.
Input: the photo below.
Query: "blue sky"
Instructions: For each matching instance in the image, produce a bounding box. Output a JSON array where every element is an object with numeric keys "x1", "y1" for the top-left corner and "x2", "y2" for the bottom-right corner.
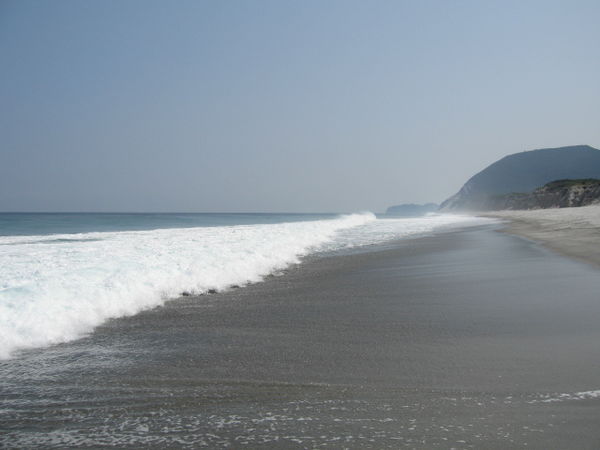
[{"x1": 1, "y1": 0, "x2": 599, "y2": 212}]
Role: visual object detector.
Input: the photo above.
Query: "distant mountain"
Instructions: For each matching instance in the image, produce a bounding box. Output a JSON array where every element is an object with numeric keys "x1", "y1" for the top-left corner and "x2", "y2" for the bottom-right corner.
[
  {"x1": 386, "y1": 203, "x2": 438, "y2": 216},
  {"x1": 440, "y1": 145, "x2": 600, "y2": 211}
]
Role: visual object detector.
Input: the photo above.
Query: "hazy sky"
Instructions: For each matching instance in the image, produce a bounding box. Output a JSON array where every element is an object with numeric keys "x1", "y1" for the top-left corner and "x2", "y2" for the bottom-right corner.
[{"x1": 1, "y1": 0, "x2": 599, "y2": 213}]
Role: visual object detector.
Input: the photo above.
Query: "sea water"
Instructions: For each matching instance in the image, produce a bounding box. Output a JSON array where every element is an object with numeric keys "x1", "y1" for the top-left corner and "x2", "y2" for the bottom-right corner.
[{"x1": 0, "y1": 212, "x2": 489, "y2": 359}]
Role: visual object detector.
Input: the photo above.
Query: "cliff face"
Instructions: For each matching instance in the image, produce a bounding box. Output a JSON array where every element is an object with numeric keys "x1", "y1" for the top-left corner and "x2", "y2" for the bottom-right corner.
[
  {"x1": 441, "y1": 145, "x2": 600, "y2": 211},
  {"x1": 486, "y1": 179, "x2": 600, "y2": 210}
]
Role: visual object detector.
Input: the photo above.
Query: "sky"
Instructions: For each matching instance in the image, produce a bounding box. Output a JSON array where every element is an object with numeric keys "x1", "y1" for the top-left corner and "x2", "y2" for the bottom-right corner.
[{"x1": 1, "y1": 0, "x2": 599, "y2": 213}]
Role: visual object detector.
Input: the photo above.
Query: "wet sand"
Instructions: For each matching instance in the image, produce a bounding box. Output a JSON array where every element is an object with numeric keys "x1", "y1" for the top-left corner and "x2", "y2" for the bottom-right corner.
[{"x1": 2, "y1": 224, "x2": 600, "y2": 448}]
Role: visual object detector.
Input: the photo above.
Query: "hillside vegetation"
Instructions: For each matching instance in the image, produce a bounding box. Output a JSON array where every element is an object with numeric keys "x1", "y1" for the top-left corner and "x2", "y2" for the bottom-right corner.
[{"x1": 486, "y1": 179, "x2": 600, "y2": 210}]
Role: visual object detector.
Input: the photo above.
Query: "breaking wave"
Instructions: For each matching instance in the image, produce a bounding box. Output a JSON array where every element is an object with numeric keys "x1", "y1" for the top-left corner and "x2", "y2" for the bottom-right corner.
[{"x1": 0, "y1": 212, "x2": 490, "y2": 358}]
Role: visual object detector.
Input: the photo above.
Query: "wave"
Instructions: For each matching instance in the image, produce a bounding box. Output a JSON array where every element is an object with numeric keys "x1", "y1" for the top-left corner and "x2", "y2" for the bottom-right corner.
[
  {"x1": 0, "y1": 213, "x2": 376, "y2": 359},
  {"x1": 0, "y1": 212, "x2": 493, "y2": 359}
]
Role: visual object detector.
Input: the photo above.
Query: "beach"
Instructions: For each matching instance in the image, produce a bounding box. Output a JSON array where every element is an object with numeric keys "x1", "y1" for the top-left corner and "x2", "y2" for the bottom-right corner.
[
  {"x1": 486, "y1": 204, "x2": 600, "y2": 268},
  {"x1": 3, "y1": 0, "x2": 600, "y2": 447},
  {"x1": 2, "y1": 221, "x2": 600, "y2": 448}
]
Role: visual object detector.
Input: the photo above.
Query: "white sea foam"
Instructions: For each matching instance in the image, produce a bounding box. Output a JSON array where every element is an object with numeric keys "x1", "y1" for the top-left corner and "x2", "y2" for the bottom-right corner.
[
  {"x1": 0, "y1": 213, "x2": 491, "y2": 358},
  {"x1": 529, "y1": 390, "x2": 600, "y2": 403}
]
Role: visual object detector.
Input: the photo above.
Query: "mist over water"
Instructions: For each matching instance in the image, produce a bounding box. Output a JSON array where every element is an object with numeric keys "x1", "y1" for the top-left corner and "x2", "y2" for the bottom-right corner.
[{"x1": 0, "y1": 212, "x2": 491, "y2": 359}]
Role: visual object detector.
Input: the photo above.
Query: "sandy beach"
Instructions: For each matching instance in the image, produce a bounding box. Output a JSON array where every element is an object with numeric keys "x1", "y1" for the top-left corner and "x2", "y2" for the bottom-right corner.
[
  {"x1": 3, "y1": 0, "x2": 600, "y2": 447},
  {"x1": 485, "y1": 204, "x2": 600, "y2": 268},
  {"x1": 2, "y1": 222, "x2": 600, "y2": 448}
]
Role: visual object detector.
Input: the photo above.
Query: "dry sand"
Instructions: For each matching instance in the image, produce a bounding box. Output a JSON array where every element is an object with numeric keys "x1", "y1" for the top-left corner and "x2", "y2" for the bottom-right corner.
[{"x1": 484, "y1": 204, "x2": 600, "y2": 268}]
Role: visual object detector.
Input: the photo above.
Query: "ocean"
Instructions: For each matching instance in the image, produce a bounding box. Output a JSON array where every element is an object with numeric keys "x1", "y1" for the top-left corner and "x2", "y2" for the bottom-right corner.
[{"x1": 0, "y1": 212, "x2": 486, "y2": 359}]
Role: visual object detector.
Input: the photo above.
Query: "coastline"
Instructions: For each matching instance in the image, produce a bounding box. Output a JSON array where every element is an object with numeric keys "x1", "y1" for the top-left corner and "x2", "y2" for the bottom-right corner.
[
  {"x1": 3, "y1": 224, "x2": 600, "y2": 447},
  {"x1": 483, "y1": 204, "x2": 600, "y2": 268}
]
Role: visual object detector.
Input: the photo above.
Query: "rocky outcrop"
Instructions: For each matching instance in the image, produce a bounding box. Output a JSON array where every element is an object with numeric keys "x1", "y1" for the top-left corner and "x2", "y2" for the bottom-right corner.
[
  {"x1": 440, "y1": 145, "x2": 600, "y2": 211},
  {"x1": 485, "y1": 179, "x2": 600, "y2": 210}
]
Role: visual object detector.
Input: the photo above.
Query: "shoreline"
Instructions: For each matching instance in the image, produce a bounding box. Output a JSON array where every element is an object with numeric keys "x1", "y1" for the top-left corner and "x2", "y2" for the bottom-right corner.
[
  {"x1": 482, "y1": 204, "x2": 600, "y2": 269},
  {"x1": 3, "y1": 224, "x2": 600, "y2": 447}
]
